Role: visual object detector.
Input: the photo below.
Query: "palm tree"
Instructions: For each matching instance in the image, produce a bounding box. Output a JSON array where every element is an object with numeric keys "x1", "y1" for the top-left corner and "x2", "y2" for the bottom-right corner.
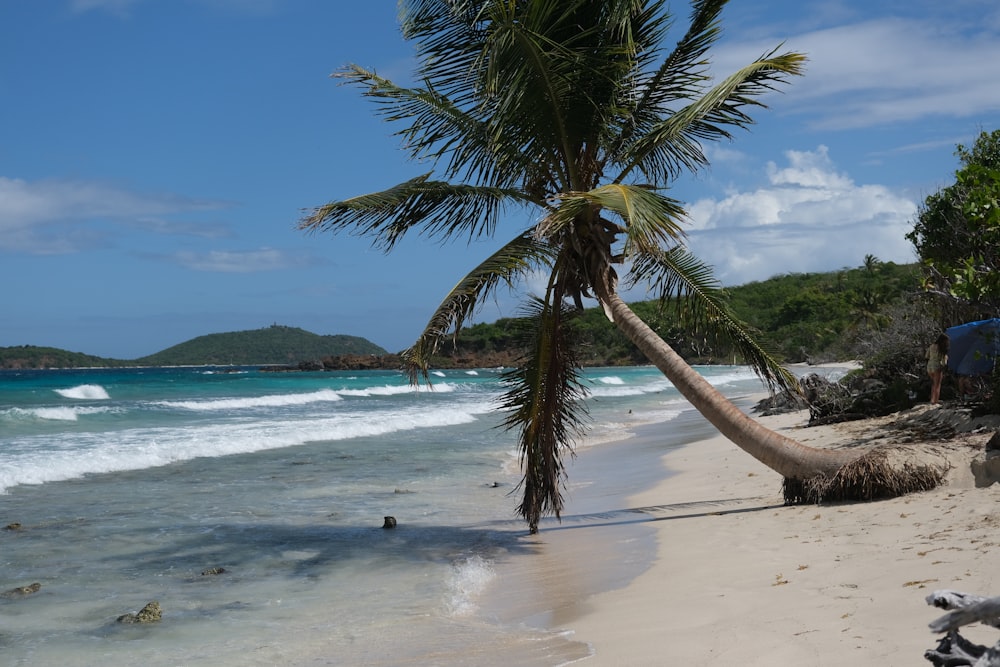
[{"x1": 301, "y1": 0, "x2": 938, "y2": 532}]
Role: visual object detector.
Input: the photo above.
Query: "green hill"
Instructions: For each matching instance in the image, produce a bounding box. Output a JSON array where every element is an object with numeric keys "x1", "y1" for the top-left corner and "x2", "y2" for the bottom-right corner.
[
  {"x1": 0, "y1": 325, "x2": 387, "y2": 369},
  {"x1": 0, "y1": 345, "x2": 131, "y2": 370},
  {"x1": 135, "y1": 325, "x2": 387, "y2": 366}
]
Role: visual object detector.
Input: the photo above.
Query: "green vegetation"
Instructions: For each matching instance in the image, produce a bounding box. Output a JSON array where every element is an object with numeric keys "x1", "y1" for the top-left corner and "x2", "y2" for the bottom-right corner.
[
  {"x1": 727, "y1": 259, "x2": 921, "y2": 362},
  {"x1": 0, "y1": 346, "x2": 132, "y2": 370},
  {"x1": 908, "y1": 128, "x2": 1000, "y2": 320},
  {"x1": 135, "y1": 325, "x2": 386, "y2": 366},
  {"x1": 443, "y1": 260, "x2": 922, "y2": 366},
  {"x1": 0, "y1": 325, "x2": 387, "y2": 369}
]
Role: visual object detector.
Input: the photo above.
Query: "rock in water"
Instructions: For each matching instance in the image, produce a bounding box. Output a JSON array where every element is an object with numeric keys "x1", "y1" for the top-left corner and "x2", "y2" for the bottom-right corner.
[
  {"x1": 1, "y1": 582, "x2": 41, "y2": 599},
  {"x1": 117, "y1": 601, "x2": 162, "y2": 624},
  {"x1": 382, "y1": 516, "x2": 397, "y2": 529}
]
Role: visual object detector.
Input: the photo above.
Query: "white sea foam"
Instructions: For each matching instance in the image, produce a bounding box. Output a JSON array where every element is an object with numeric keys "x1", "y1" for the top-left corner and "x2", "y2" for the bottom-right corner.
[
  {"x1": 432, "y1": 370, "x2": 446, "y2": 377},
  {"x1": 15, "y1": 406, "x2": 115, "y2": 422},
  {"x1": 157, "y1": 389, "x2": 344, "y2": 411},
  {"x1": 586, "y1": 379, "x2": 672, "y2": 398},
  {"x1": 53, "y1": 384, "x2": 110, "y2": 400},
  {"x1": 335, "y1": 382, "x2": 458, "y2": 397},
  {"x1": 445, "y1": 555, "x2": 496, "y2": 617},
  {"x1": 464, "y1": 370, "x2": 479, "y2": 376},
  {"x1": 0, "y1": 404, "x2": 485, "y2": 494},
  {"x1": 595, "y1": 375, "x2": 625, "y2": 385}
]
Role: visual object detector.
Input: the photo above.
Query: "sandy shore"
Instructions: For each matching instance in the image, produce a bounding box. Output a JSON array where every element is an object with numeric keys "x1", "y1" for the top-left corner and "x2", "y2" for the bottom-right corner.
[{"x1": 550, "y1": 404, "x2": 1000, "y2": 665}]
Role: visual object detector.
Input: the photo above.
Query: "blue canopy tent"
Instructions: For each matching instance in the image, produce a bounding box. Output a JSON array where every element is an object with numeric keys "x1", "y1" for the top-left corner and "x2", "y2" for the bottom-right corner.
[{"x1": 946, "y1": 319, "x2": 1000, "y2": 376}]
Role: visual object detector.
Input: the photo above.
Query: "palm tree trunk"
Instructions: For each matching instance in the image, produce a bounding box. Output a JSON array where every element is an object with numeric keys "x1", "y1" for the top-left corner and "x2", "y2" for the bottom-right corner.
[{"x1": 599, "y1": 289, "x2": 859, "y2": 479}]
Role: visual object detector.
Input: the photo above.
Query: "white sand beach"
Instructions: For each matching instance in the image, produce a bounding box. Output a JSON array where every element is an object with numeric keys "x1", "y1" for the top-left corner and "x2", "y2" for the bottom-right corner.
[{"x1": 539, "y1": 405, "x2": 1000, "y2": 666}]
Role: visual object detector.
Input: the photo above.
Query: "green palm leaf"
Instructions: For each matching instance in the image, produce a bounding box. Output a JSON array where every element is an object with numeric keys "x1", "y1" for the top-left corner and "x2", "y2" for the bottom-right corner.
[
  {"x1": 406, "y1": 232, "x2": 556, "y2": 381},
  {"x1": 542, "y1": 184, "x2": 689, "y2": 255},
  {"x1": 299, "y1": 174, "x2": 532, "y2": 249},
  {"x1": 616, "y1": 49, "x2": 806, "y2": 184},
  {"x1": 630, "y1": 246, "x2": 798, "y2": 393}
]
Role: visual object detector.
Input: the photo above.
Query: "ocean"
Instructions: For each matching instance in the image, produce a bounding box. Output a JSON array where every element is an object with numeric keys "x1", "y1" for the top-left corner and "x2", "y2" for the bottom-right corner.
[{"x1": 0, "y1": 364, "x2": 811, "y2": 665}]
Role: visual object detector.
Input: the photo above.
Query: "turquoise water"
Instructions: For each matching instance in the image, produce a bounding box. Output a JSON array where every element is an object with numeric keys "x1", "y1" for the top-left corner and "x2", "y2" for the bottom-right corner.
[{"x1": 0, "y1": 364, "x2": 776, "y2": 665}]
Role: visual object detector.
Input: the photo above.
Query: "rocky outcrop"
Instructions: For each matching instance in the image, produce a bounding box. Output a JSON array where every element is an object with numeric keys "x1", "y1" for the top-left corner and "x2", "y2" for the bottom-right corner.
[
  {"x1": 116, "y1": 601, "x2": 162, "y2": 624},
  {"x1": 2, "y1": 583, "x2": 41, "y2": 599}
]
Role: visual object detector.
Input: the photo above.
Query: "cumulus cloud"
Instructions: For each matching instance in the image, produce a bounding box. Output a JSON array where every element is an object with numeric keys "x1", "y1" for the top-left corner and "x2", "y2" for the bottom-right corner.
[
  {"x1": 0, "y1": 176, "x2": 230, "y2": 254},
  {"x1": 683, "y1": 146, "x2": 918, "y2": 285}
]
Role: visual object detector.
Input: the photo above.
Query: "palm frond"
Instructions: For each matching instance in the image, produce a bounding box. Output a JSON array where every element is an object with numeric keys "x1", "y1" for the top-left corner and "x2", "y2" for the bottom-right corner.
[
  {"x1": 609, "y1": 0, "x2": 725, "y2": 161},
  {"x1": 630, "y1": 246, "x2": 798, "y2": 393},
  {"x1": 539, "y1": 184, "x2": 687, "y2": 256},
  {"x1": 405, "y1": 232, "x2": 557, "y2": 381},
  {"x1": 616, "y1": 48, "x2": 806, "y2": 184},
  {"x1": 299, "y1": 173, "x2": 532, "y2": 250},
  {"x1": 334, "y1": 64, "x2": 536, "y2": 188},
  {"x1": 498, "y1": 296, "x2": 589, "y2": 533}
]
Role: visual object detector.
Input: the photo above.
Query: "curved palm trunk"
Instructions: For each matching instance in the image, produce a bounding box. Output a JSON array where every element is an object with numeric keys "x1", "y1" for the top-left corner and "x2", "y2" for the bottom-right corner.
[{"x1": 600, "y1": 290, "x2": 859, "y2": 479}]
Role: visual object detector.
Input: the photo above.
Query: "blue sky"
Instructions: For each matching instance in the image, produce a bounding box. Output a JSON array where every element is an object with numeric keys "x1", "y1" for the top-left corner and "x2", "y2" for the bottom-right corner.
[{"x1": 2, "y1": 0, "x2": 999, "y2": 359}]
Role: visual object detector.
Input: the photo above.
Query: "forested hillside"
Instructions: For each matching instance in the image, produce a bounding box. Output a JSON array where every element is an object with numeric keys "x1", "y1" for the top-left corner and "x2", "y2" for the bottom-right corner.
[
  {"x1": 0, "y1": 346, "x2": 133, "y2": 370},
  {"x1": 135, "y1": 325, "x2": 386, "y2": 366},
  {"x1": 439, "y1": 260, "x2": 921, "y2": 366}
]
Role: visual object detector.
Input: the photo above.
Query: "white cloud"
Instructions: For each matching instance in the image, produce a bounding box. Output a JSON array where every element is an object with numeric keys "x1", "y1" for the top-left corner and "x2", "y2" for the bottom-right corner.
[
  {"x1": 0, "y1": 176, "x2": 229, "y2": 254},
  {"x1": 684, "y1": 147, "x2": 918, "y2": 285},
  {"x1": 171, "y1": 248, "x2": 300, "y2": 272},
  {"x1": 716, "y1": 10, "x2": 1000, "y2": 129}
]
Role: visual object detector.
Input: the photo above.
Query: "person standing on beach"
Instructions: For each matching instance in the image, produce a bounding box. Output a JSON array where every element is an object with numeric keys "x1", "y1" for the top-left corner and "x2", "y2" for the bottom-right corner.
[{"x1": 926, "y1": 333, "x2": 949, "y2": 404}]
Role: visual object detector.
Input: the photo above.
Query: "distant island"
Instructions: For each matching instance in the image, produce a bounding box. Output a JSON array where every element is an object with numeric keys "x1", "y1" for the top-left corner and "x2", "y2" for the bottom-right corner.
[{"x1": 0, "y1": 325, "x2": 387, "y2": 370}]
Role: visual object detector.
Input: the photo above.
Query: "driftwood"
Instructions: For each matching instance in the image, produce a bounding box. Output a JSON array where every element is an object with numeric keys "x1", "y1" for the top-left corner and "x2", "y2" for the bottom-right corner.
[{"x1": 926, "y1": 590, "x2": 1000, "y2": 666}]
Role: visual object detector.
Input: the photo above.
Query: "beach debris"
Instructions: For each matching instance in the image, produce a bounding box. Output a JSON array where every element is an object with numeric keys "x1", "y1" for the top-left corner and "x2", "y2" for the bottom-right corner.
[
  {"x1": 783, "y1": 446, "x2": 949, "y2": 504},
  {"x1": 925, "y1": 589, "x2": 1000, "y2": 665},
  {"x1": 382, "y1": 516, "x2": 397, "y2": 529},
  {"x1": 116, "y1": 601, "x2": 162, "y2": 624},
  {"x1": 201, "y1": 567, "x2": 226, "y2": 576},
  {"x1": 1, "y1": 582, "x2": 41, "y2": 599}
]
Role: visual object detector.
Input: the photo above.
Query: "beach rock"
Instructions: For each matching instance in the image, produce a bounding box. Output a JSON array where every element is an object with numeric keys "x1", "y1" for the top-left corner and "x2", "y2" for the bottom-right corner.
[
  {"x1": 382, "y1": 516, "x2": 397, "y2": 529},
  {"x1": 201, "y1": 567, "x2": 226, "y2": 576},
  {"x1": 4, "y1": 522, "x2": 21, "y2": 531},
  {"x1": 1, "y1": 583, "x2": 41, "y2": 599},
  {"x1": 116, "y1": 601, "x2": 162, "y2": 624},
  {"x1": 987, "y1": 431, "x2": 1000, "y2": 452}
]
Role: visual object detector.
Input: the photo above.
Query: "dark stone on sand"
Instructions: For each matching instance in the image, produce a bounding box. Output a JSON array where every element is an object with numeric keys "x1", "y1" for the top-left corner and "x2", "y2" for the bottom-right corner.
[
  {"x1": 987, "y1": 431, "x2": 1000, "y2": 452},
  {"x1": 1, "y1": 583, "x2": 41, "y2": 599},
  {"x1": 4, "y1": 522, "x2": 21, "y2": 531},
  {"x1": 382, "y1": 516, "x2": 397, "y2": 529},
  {"x1": 201, "y1": 567, "x2": 226, "y2": 576},
  {"x1": 116, "y1": 601, "x2": 162, "y2": 624}
]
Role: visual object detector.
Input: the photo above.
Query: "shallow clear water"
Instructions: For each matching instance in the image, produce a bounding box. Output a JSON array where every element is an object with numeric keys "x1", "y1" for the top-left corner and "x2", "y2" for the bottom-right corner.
[{"x1": 0, "y1": 364, "x2": 797, "y2": 665}]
